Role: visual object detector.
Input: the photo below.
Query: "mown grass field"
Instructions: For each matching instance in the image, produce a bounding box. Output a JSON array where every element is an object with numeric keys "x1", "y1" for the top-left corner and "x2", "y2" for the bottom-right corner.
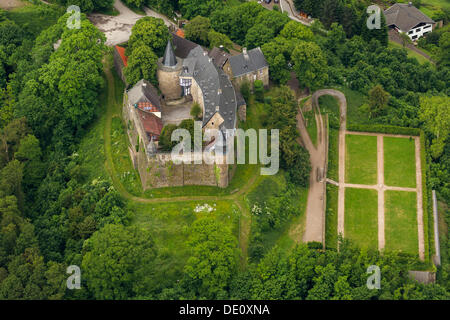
[
  {"x1": 384, "y1": 137, "x2": 417, "y2": 188},
  {"x1": 385, "y1": 190, "x2": 418, "y2": 255},
  {"x1": 345, "y1": 134, "x2": 378, "y2": 185},
  {"x1": 344, "y1": 188, "x2": 378, "y2": 250}
]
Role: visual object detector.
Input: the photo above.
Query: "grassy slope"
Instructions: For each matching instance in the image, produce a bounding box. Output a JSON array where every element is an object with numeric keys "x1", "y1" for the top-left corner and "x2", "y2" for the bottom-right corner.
[
  {"x1": 384, "y1": 136, "x2": 417, "y2": 188},
  {"x1": 388, "y1": 41, "x2": 431, "y2": 65},
  {"x1": 304, "y1": 110, "x2": 318, "y2": 147},
  {"x1": 345, "y1": 134, "x2": 378, "y2": 185},
  {"x1": 130, "y1": 200, "x2": 240, "y2": 287},
  {"x1": 385, "y1": 190, "x2": 419, "y2": 255},
  {"x1": 344, "y1": 188, "x2": 378, "y2": 250},
  {"x1": 6, "y1": 4, "x2": 63, "y2": 39}
]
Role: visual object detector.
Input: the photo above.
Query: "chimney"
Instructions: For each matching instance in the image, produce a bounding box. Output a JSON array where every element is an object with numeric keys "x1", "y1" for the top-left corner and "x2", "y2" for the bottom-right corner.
[{"x1": 243, "y1": 47, "x2": 249, "y2": 61}]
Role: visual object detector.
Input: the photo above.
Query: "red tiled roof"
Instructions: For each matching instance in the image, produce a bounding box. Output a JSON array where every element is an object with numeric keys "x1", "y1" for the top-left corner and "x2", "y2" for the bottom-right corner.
[
  {"x1": 137, "y1": 109, "x2": 163, "y2": 138},
  {"x1": 176, "y1": 28, "x2": 185, "y2": 38},
  {"x1": 138, "y1": 101, "x2": 159, "y2": 113},
  {"x1": 115, "y1": 45, "x2": 128, "y2": 67}
]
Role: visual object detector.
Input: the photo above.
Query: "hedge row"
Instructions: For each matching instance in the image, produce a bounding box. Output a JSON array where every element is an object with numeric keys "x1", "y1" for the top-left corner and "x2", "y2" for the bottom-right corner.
[
  {"x1": 420, "y1": 131, "x2": 433, "y2": 265},
  {"x1": 346, "y1": 124, "x2": 421, "y2": 136}
]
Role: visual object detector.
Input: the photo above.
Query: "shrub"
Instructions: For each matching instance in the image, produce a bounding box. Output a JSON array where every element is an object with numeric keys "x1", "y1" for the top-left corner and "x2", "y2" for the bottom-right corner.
[
  {"x1": 254, "y1": 79, "x2": 264, "y2": 102},
  {"x1": 190, "y1": 102, "x2": 202, "y2": 120}
]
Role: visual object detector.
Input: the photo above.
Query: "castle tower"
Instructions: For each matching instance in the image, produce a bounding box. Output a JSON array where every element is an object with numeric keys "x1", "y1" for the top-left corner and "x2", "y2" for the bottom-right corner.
[{"x1": 157, "y1": 39, "x2": 183, "y2": 100}]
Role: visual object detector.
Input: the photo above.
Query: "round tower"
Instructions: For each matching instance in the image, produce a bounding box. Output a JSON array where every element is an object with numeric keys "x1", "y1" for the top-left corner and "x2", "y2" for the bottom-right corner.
[{"x1": 157, "y1": 39, "x2": 183, "y2": 100}]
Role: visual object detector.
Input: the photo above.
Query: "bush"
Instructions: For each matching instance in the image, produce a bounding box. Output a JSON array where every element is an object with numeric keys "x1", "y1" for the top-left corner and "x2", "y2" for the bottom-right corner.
[
  {"x1": 346, "y1": 124, "x2": 421, "y2": 136},
  {"x1": 240, "y1": 81, "x2": 250, "y2": 102},
  {"x1": 190, "y1": 103, "x2": 202, "y2": 120},
  {"x1": 254, "y1": 79, "x2": 264, "y2": 102}
]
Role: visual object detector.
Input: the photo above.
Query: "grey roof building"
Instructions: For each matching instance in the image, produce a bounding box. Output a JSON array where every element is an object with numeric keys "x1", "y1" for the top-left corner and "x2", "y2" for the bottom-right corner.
[
  {"x1": 180, "y1": 46, "x2": 237, "y2": 132},
  {"x1": 209, "y1": 47, "x2": 231, "y2": 69},
  {"x1": 127, "y1": 79, "x2": 161, "y2": 110},
  {"x1": 384, "y1": 3, "x2": 434, "y2": 32},
  {"x1": 171, "y1": 33, "x2": 198, "y2": 59},
  {"x1": 228, "y1": 47, "x2": 268, "y2": 77}
]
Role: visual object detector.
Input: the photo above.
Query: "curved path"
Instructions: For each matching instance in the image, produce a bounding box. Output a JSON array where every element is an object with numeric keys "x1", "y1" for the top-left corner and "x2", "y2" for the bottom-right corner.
[
  {"x1": 102, "y1": 65, "x2": 255, "y2": 267},
  {"x1": 296, "y1": 90, "x2": 334, "y2": 244},
  {"x1": 296, "y1": 89, "x2": 347, "y2": 246}
]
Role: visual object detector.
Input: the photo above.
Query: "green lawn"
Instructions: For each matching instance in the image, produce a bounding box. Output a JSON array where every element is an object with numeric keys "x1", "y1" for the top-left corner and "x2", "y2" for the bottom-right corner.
[
  {"x1": 385, "y1": 190, "x2": 418, "y2": 255},
  {"x1": 130, "y1": 200, "x2": 239, "y2": 289},
  {"x1": 397, "y1": 0, "x2": 450, "y2": 18},
  {"x1": 319, "y1": 95, "x2": 340, "y2": 130},
  {"x1": 325, "y1": 184, "x2": 338, "y2": 249},
  {"x1": 344, "y1": 188, "x2": 378, "y2": 249},
  {"x1": 384, "y1": 137, "x2": 417, "y2": 188},
  {"x1": 345, "y1": 134, "x2": 378, "y2": 185},
  {"x1": 246, "y1": 173, "x2": 309, "y2": 260},
  {"x1": 332, "y1": 86, "x2": 369, "y2": 126}
]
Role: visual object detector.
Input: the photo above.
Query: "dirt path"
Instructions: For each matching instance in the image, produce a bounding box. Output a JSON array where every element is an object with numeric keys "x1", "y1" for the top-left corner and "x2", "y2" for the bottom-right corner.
[
  {"x1": 103, "y1": 64, "x2": 255, "y2": 266},
  {"x1": 89, "y1": 0, "x2": 176, "y2": 46},
  {"x1": 415, "y1": 138, "x2": 425, "y2": 260},
  {"x1": 296, "y1": 91, "x2": 328, "y2": 244},
  {"x1": 377, "y1": 135, "x2": 385, "y2": 250}
]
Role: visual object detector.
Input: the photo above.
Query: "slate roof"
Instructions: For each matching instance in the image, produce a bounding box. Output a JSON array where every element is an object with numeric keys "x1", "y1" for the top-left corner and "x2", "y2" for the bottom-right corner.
[
  {"x1": 209, "y1": 47, "x2": 231, "y2": 69},
  {"x1": 181, "y1": 46, "x2": 237, "y2": 132},
  {"x1": 171, "y1": 33, "x2": 198, "y2": 59},
  {"x1": 128, "y1": 79, "x2": 161, "y2": 111},
  {"x1": 384, "y1": 3, "x2": 434, "y2": 31},
  {"x1": 228, "y1": 47, "x2": 268, "y2": 77},
  {"x1": 162, "y1": 39, "x2": 177, "y2": 67}
]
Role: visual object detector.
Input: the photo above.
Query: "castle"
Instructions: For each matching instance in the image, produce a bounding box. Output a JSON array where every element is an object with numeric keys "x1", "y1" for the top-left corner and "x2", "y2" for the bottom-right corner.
[{"x1": 117, "y1": 32, "x2": 269, "y2": 190}]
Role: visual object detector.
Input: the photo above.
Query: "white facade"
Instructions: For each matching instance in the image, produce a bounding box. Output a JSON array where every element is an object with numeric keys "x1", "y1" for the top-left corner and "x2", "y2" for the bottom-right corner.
[{"x1": 404, "y1": 23, "x2": 433, "y2": 41}]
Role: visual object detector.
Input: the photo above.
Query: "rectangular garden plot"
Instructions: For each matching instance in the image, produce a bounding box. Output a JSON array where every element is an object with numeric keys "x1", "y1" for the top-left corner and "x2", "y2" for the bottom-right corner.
[
  {"x1": 344, "y1": 188, "x2": 378, "y2": 249},
  {"x1": 345, "y1": 134, "x2": 377, "y2": 185},
  {"x1": 384, "y1": 137, "x2": 416, "y2": 188},
  {"x1": 384, "y1": 190, "x2": 418, "y2": 255}
]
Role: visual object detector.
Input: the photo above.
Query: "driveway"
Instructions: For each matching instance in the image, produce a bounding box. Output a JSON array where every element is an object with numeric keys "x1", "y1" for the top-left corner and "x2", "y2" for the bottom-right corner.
[
  {"x1": 280, "y1": 0, "x2": 312, "y2": 26},
  {"x1": 88, "y1": 0, "x2": 176, "y2": 46}
]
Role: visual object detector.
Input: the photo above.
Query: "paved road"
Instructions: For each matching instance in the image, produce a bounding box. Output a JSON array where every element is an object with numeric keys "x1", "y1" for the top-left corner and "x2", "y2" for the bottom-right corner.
[{"x1": 280, "y1": 0, "x2": 312, "y2": 26}]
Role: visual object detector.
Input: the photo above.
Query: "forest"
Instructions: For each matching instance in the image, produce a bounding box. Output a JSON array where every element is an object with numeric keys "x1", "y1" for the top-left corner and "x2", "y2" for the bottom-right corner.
[{"x1": 0, "y1": 0, "x2": 448, "y2": 300}]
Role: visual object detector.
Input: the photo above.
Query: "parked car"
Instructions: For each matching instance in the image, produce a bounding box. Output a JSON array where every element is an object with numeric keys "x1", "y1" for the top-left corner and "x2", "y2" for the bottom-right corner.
[
  {"x1": 274, "y1": 0, "x2": 279, "y2": 3},
  {"x1": 264, "y1": 0, "x2": 272, "y2": 4}
]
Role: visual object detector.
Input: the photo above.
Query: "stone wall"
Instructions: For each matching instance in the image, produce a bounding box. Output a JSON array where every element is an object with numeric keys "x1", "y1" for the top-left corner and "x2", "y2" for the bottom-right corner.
[
  {"x1": 113, "y1": 48, "x2": 127, "y2": 85},
  {"x1": 157, "y1": 59, "x2": 183, "y2": 100},
  {"x1": 238, "y1": 104, "x2": 246, "y2": 122},
  {"x1": 123, "y1": 93, "x2": 230, "y2": 189}
]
